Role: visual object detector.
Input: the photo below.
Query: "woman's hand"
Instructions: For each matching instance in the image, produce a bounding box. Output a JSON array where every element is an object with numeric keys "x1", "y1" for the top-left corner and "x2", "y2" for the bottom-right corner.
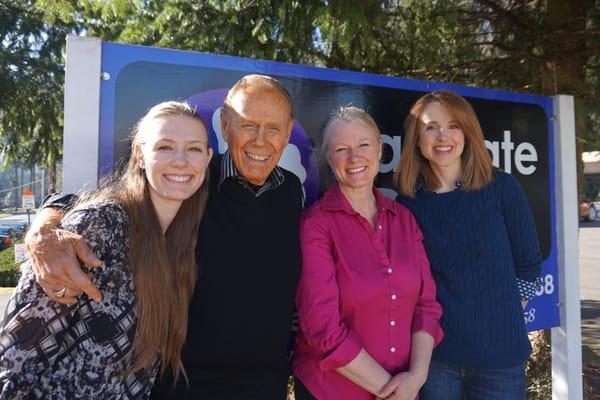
[
  {"x1": 378, "y1": 370, "x2": 426, "y2": 400},
  {"x1": 378, "y1": 330, "x2": 435, "y2": 400}
]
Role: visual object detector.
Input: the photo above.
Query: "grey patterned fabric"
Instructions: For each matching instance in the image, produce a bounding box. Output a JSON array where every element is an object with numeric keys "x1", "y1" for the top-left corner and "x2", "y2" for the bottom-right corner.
[
  {"x1": 218, "y1": 150, "x2": 286, "y2": 197},
  {"x1": 0, "y1": 201, "x2": 157, "y2": 399},
  {"x1": 517, "y1": 277, "x2": 543, "y2": 301}
]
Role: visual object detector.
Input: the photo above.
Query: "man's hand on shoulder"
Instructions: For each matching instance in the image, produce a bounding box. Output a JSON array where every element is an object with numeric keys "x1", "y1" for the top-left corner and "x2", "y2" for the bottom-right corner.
[{"x1": 25, "y1": 207, "x2": 103, "y2": 304}]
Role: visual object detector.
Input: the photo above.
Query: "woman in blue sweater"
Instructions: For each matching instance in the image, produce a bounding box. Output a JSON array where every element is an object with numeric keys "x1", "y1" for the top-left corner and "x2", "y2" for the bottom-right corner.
[{"x1": 394, "y1": 90, "x2": 542, "y2": 400}]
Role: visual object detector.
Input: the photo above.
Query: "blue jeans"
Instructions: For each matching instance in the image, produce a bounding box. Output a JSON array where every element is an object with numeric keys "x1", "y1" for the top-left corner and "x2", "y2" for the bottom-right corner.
[{"x1": 420, "y1": 360, "x2": 525, "y2": 400}]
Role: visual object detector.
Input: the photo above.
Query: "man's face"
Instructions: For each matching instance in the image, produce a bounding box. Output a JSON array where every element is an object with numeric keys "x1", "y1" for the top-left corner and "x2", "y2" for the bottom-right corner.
[{"x1": 221, "y1": 88, "x2": 293, "y2": 186}]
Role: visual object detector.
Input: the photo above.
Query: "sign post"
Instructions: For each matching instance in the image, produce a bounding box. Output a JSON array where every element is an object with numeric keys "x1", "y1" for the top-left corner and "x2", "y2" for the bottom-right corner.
[
  {"x1": 22, "y1": 188, "x2": 34, "y2": 225},
  {"x1": 551, "y1": 95, "x2": 583, "y2": 399}
]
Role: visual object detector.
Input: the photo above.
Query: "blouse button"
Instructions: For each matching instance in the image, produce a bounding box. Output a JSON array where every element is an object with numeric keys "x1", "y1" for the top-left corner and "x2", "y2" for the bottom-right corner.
[
  {"x1": 387, "y1": 268, "x2": 393, "y2": 274},
  {"x1": 390, "y1": 320, "x2": 396, "y2": 326},
  {"x1": 390, "y1": 347, "x2": 396, "y2": 353},
  {"x1": 391, "y1": 294, "x2": 397, "y2": 300},
  {"x1": 378, "y1": 224, "x2": 382, "y2": 230}
]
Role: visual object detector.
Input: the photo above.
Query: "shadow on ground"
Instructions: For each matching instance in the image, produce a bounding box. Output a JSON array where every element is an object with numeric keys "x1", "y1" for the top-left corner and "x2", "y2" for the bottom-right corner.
[
  {"x1": 581, "y1": 299, "x2": 600, "y2": 321},
  {"x1": 582, "y1": 299, "x2": 600, "y2": 368},
  {"x1": 580, "y1": 220, "x2": 600, "y2": 228},
  {"x1": 582, "y1": 300, "x2": 600, "y2": 399},
  {"x1": 582, "y1": 299, "x2": 600, "y2": 358}
]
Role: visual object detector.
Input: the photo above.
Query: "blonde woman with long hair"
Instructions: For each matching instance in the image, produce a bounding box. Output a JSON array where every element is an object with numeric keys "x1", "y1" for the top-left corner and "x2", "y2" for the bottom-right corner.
[{"x1": 0, "y1": 101, "x2": 212, "y2": 399}]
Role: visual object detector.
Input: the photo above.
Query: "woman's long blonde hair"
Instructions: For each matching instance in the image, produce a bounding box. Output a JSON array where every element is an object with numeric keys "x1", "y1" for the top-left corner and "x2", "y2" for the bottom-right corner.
[
  {"x1": 75, "y1": 101, "x2": 209, "y2": 383},
  {"x1": 394, "y1": 90, "x2": 493, "y2": 197}
]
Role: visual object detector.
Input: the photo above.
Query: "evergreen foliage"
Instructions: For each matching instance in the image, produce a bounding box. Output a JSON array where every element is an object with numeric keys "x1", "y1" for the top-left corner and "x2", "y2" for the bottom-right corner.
[
  {"x1": 0, "y1": 245, "x2": 19, "y2": 287},
  {"x1": 2, "y1": 0, "x2": 599, "y2": 174}
]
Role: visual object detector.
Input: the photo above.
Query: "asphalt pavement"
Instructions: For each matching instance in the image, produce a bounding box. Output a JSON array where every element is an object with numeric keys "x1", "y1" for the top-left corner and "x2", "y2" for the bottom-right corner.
[
  {"x1": 0, "y1": 290, "x2": 11, "y2": 317},
  {"x1": 580, "y1": 219, "x2": 600, "y2": 365}
]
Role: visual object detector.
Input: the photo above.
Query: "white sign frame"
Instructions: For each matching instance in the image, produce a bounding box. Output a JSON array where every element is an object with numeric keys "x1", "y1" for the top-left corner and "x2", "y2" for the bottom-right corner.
[{"x1": 551, "y1": 95, "x2": 582, "y2": 400}]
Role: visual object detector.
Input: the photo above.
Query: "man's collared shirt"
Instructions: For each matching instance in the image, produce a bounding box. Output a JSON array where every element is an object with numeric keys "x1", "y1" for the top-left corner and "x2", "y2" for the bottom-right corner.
[{"x1": 218, "y1": 151, "x2": 285, "y2": 197}]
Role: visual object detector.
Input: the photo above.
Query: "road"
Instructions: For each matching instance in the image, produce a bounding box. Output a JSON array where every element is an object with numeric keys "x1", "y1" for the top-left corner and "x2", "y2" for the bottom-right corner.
[
  {"x1": 580, "y1": 219, "x2": 600, "y2": 364},
  {"x1": 0, "y1": 212, "x2": 34, "y2": 226}
]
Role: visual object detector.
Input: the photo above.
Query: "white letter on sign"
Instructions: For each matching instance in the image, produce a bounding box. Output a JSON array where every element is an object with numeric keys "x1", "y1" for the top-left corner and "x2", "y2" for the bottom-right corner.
[{"x1": 380, "y1": 134, "x2": 401, "y2": 173}]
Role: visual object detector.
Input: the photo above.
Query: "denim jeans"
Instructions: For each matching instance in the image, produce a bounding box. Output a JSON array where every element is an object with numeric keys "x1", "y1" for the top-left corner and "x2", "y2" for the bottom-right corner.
[{"x1": 420, "y1": 360, "x2": 526, "y2": 400}]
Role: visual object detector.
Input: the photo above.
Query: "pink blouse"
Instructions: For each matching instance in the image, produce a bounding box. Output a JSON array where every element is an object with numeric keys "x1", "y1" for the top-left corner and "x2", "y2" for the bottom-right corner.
[{"x1": 293, "y1": 185, "x2": 443, "y2": 400}]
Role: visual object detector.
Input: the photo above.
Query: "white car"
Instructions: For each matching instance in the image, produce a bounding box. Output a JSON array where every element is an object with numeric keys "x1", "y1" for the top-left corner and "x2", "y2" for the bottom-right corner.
[{"x1": 580, "y1": 198, "x2": 600, "y2": 221}]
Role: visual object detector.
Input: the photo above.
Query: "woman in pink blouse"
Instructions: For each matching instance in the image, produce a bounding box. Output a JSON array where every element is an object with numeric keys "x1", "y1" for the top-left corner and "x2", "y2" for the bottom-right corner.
[{"x1": 293, "y1": 106, "x2": 443, "y2": 400}]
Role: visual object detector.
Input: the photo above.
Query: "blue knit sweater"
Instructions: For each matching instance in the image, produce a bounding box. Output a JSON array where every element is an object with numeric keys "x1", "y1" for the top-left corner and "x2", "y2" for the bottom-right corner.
[{"x1": 397, "y1": 171, "x2": 541, "y2": 369}]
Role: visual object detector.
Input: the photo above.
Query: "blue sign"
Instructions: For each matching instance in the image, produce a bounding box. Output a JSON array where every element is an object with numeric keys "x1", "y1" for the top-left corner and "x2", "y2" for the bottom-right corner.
[{"x1": 98, "y1": 41, "x2": 559, "y2": 331}]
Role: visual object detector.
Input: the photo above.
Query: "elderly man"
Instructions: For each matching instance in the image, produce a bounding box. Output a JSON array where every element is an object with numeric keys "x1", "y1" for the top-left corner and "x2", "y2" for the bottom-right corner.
[{"x1": 25, "y1": 74, "x2": 303, "y2": 399}]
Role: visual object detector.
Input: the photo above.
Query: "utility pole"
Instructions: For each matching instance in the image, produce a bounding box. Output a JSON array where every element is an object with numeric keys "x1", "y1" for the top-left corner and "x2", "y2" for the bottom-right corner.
[{"x1": 41, "y1": 168, "x2": 45, "y2": 202}]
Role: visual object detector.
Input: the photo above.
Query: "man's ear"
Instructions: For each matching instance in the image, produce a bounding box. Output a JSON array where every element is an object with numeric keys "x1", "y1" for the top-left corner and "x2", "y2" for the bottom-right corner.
[
  {"x1": 220, "y1": 109, "x2": 230, "y2": 143},
  {"x1": 286, "y1": 119, "x2": 294, "y2": 139}
]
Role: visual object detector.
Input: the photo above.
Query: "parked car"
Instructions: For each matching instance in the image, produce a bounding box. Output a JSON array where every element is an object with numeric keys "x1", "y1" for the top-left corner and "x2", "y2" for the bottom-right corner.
[
  {"x1": 580, "y1": 198, "x2": 600, "y2": 221},
  {"x1": 2, "y1": 222, "x2": 29, "y2": 239},
  {"x1": 0, "y1": 226, "x2": 15, "y2": 250}
]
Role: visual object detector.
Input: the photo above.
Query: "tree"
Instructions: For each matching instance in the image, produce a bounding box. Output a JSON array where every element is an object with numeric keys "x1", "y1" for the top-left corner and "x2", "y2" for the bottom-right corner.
[
  {"x1": 3, "y1": 0, "x2": 599, "y2": 193},
  {"x1": 101, "y1": 0, "x2": 479, "y2": 79},
  {"x1": 453, "y1": 0, "x2": 600, "y2": 196},
  {"x1": 0, "y1": 0, "x2": 77, "y2": 192}
]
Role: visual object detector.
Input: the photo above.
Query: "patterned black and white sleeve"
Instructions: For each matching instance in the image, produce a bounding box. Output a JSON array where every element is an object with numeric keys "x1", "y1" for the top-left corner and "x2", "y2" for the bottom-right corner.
[
  {"x1": 0, "y1": 201, "x2": 133, "y2": 398},
  {"x1": 517, "y1": 276, "x2": 543, "y2": 301}
]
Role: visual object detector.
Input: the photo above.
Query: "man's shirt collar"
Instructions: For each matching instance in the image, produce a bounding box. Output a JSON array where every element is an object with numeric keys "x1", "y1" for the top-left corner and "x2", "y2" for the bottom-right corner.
[{"x1": 218, "y1": 150, "x2": 285, "y2": 197}]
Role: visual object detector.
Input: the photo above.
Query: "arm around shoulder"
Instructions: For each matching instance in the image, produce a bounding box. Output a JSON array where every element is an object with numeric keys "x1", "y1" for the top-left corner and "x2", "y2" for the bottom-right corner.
[
  {"x1": 25, "y1": 197, "x2": 103, "y2": 304},
  {"x1": 0, "y1": 202, "x2": 131, "y2": 398}
]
